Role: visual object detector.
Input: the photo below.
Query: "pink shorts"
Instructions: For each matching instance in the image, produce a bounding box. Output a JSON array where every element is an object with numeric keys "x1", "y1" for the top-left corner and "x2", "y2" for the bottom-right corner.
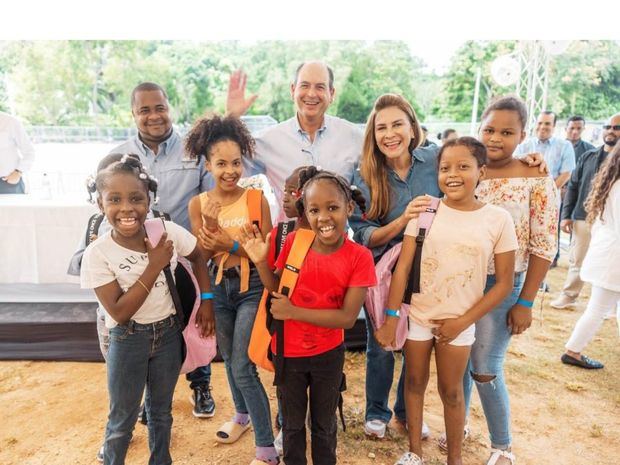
[{"x1": 407, "y1": 318, "x2": 475, "y2": 346}]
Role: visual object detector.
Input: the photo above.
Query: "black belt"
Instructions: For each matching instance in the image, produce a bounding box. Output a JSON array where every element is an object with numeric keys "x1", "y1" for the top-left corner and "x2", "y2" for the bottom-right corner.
[{"x1": 209, "y1": 261, "x2": 256, "y2": 279}]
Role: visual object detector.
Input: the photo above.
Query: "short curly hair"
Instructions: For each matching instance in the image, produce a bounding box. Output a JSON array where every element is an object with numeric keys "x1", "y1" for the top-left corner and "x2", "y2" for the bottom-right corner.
[{"x1": 185, "y1": 114, "x2": 255, "y2": 164}]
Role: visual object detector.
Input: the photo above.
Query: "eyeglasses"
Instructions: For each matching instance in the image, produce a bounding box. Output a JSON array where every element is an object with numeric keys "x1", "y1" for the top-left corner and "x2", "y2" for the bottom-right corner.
[{"x1": 603, "y1": 125, "x2": 620, "y2": 131}]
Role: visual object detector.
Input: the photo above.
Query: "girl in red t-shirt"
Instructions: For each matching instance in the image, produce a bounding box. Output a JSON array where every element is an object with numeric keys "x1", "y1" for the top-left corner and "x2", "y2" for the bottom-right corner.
[{"x1": 240, "y1": 167, "x2": 377, "y2": 465}]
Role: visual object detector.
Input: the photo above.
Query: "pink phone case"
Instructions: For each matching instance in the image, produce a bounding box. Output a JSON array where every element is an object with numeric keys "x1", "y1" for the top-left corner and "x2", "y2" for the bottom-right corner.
[{"x1": 144, "y1": 218, "x2": 166, "y2": 246}]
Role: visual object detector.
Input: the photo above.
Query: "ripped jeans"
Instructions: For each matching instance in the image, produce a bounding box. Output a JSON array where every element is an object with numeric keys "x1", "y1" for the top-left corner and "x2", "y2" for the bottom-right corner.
[{"x1": 463, "y1": 272, "x2": 524, "y2": 450}]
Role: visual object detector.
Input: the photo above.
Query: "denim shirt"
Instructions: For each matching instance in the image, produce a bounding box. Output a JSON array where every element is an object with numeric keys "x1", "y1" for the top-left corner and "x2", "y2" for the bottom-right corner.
[
  {"x1": 350, "y1": 145, "x2": 442, "y2": 261},
  {"x1": 111, "y1": 131, "x2": 214, "y2": 231}
]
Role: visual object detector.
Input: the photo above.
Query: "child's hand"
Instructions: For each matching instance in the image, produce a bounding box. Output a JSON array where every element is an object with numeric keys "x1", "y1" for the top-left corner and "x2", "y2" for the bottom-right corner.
[
  {"x1": 399, "y1": 195, "x2": 433, "y2": 227},
  {"x1": 518, "y1": 152, "x2": 548, "y2": 174},
  {"x1": 145, "y1": 232, "x2": 174, "y2": 271},
  {"x1": 507, "y1": 304, "x2": 532, "y2": 335},
  {"x1": 374, "y1": 321, "x2": 397, "y2": 348},
  {"x1": 201, "y1": 198, "x2": 221, "y2": 232},
  {"x1": 430, "y1": 317, "x2": 467, "y2": 344},
  {"x1": 269, "y1": 291, "x2": 296, "y2": 320},
  {"x1": 195, "y1": 300, "x2": 215, "y2": 337},
  {"x1": 238, "y1": 223, "x2": 270, "y2": 264},
  {"x1": 198, "y1": 227, "x2": 232, "y2": 252}
]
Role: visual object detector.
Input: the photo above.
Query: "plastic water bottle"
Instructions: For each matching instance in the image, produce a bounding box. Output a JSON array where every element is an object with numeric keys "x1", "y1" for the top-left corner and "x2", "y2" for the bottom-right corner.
[{"x1": 41, "y1": 173, "x2": 52, "y2": 200}]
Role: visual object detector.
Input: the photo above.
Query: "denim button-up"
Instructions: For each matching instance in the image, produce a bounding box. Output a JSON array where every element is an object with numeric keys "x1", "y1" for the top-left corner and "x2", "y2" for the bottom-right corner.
[
  {"x1": 350, "y1": 145, "x2": 442, "y2": 260},
  {"x1": 111, "y1": 131, "x2": 214, "y2": 231}
]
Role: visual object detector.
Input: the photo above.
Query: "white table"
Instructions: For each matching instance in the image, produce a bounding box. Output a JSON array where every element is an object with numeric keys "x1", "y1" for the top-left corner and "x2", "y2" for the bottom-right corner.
[{"x1": 0, "y1": 195, "x2": 98, "y2": 301}]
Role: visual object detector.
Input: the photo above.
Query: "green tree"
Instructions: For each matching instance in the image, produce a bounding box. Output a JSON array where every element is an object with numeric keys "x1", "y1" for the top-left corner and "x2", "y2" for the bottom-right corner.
[
  {"x1": 548, "y1": 41, "x2": 620, "y2": 119},
  {"x1": 335, "y1": 41, "x2": 426, "y2": 123},
  {"x1": 435, "y1": 41, "x2": 516, "y2": 122}
]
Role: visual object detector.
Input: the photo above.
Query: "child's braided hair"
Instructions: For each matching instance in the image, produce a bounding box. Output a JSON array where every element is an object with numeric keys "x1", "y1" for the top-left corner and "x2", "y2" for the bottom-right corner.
[
  {"x1": 90, "y1": 153, "x2": 158, "y2": 203},
  {"x1": 295, "y1": 166, "x2": 367, "y2": 218}
]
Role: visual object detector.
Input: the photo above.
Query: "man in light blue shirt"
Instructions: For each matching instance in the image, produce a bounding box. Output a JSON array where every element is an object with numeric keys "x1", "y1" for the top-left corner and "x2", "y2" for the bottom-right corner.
[
  {"x1": 112, "y1": 84, "x2": 213, "y2": 231},
  {"x1": 111, "y1": 82, "x2": 216, "y2": 422},
  {"x1": 226, "y1": 63, "x2": 363, "y2": 221},
  {"x1": 515, "y1": 111, "x2": 575, "y2": 188}
]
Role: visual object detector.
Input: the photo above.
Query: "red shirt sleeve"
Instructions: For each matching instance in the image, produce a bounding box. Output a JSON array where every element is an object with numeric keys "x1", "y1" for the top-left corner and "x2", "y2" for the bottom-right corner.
[{"x1": 348, "y1": 243, "x2": 377, "y2": 288}]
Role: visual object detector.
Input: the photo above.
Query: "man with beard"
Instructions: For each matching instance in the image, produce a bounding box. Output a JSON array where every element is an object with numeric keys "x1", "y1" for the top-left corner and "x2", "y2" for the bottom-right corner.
[{"x1": 552, "y1": 113, "x2": 620, "y2": 309}]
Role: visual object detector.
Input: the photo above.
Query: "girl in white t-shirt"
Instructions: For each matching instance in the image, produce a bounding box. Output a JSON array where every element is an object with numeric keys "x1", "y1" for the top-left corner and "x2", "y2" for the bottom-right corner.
[
  {"x1": 376, "y1": 137, "x2": 518, "y2": 465},
  {"x1": 80, "y1": 155, "x2": 215, "y2": 465}
]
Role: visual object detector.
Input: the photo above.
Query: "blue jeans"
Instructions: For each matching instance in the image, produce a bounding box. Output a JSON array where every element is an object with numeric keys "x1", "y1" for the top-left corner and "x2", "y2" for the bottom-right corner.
[
  {"x1": 0, "y1": 178, "x2": 25, "y2": 194},
  {"x1": 463, "y1": 272, "x2": 525, "y2": 450},
  {"x1": 364, "y1": 309, "x2": 406, "y2": 423},
  {"x1": 185, "y1": 364, "x2": 211, "y2": 389},
  {"x1": 212, "y1": 269, "x2": 274, "y2": 447},
  {"x1": 105, "y1": 315, "x2": 183, "y2": 465}
]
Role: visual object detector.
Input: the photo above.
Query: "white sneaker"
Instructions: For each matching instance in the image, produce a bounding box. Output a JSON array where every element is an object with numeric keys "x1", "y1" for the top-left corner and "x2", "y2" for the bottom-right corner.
[
  {"x1": 96, "y1": 445, "x2": 104, "y2": 463},
  {"x1": 421, "y1": 421, "x2": 430, "y2": 440},
  {"x1": 550, "y1": 294, "x2": 576, "y2": 309},
  {"x1": 274, "y1": 429, "x2": 283, "y2": 456},
  {"x1": 394, "y1": 451, "x2": 424, "y2": 465},
  {"x1": 364, "y1": 419, "x2": 387, "y2": 438}
]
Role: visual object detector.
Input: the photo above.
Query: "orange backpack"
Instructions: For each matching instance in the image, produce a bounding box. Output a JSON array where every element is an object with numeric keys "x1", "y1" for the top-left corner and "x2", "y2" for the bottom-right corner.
[
  {"x1": 246, "y1": 189, "x2": 262, "y2": 229},
  {"x1": 248, "y1": 228, "x2": 315, "y2": 384}
]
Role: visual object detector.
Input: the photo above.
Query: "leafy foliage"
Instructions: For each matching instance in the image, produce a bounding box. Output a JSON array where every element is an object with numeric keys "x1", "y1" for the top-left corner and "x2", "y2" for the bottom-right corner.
[{"x1": 0, "y1": 40, "x2": 618, "y2": 126}]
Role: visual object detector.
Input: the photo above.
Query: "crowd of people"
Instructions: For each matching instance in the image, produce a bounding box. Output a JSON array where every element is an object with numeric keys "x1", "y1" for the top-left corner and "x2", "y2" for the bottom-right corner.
[{"x1": 4, "y1": 60, "x2": 617, "y2": 465}]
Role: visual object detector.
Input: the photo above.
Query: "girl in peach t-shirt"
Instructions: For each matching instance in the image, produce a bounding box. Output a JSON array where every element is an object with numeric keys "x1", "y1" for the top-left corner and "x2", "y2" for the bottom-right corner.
[{"x1": 376, "y1": 137, "x2": 517, "y2": 465}]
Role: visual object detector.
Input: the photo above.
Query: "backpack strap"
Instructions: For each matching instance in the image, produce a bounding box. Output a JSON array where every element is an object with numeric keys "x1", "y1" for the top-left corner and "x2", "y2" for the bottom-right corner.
[
  {"x1": 403, "y1": 197, "x2": 440, "y2": 303},
  {"x1": 152, "y1": 209, "x2": 171, "y2": 221},
  {"x1": 275, "y1": 220, "x2": 296, "y2": 260},
  {"x1": 270, "y1": 228, "x2": 315, "y2": 386},
  {"x1": 247, "y1": 188, "x2": 262, "y2": 230},
  {"x1": 85, "y1": 213, "x2": 105, "y2": 247},
  {"x1": 144, "y1": 218, "x2": 186, "y2": 329}
]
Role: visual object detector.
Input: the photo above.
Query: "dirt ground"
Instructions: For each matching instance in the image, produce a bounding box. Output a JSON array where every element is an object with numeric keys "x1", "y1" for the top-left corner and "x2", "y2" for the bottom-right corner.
[{"x1": 1, "y1": 264, "x2": 619, "y2": 465}]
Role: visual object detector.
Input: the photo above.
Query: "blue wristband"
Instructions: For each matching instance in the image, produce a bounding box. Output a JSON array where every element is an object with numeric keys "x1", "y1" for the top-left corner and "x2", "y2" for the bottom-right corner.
[
  {"x1": 385, "y1": 308, "x2": 400, "y2": 318},
  {"x1": 229, "y1": 240, "x2": 239, "y2": 254},
  {"x1": 201, "y1": 292, "x2": 214, "y2": 301},
  {"x1": 516, "y1": 297, "x2": 533, "y2": 308}
]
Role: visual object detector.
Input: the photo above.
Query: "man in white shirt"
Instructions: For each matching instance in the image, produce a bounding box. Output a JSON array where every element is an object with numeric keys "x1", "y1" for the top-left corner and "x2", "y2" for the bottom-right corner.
[
  {"x1": 0, "y1": 112, "x2": 35, "y2": 194},
  {"x1": 226, "y1": 62, "x2": 364, "y2": 221}
]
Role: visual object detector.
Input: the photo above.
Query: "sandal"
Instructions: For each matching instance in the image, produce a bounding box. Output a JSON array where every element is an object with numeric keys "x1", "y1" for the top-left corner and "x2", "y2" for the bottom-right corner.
[
  {"x1": 487, "y1": 448, "x2": 515, "y2": 465},
  {"x1": 215, "y1": 420, "x2": 251, "y2": 444},
  {"x1": 437, "y1": 423, "x2": 470, "y2": 452},
  {"x1": 394, "y1": 451, "x2": 424, "y2": 465}
]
